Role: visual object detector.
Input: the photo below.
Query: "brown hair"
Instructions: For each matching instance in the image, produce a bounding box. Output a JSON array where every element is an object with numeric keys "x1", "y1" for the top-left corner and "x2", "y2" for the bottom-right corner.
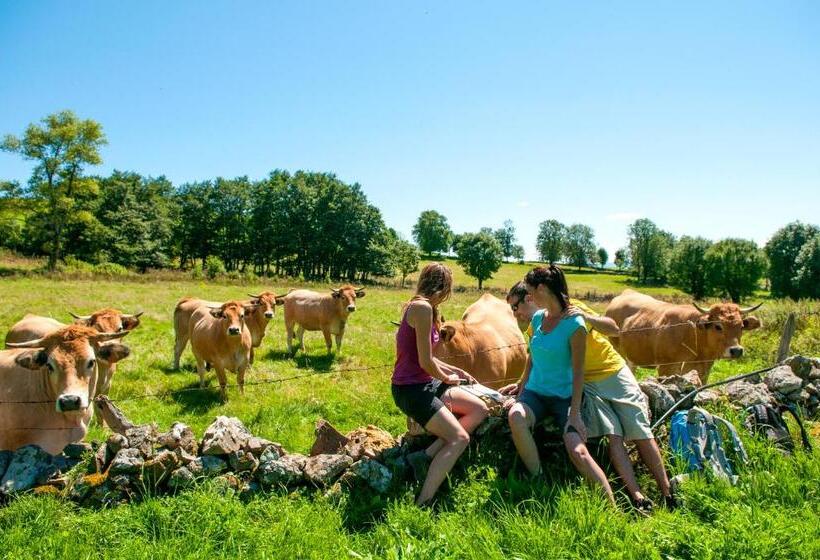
[
  {"x1": 524, "y1": 264, "x2": 571, "y2": 311},
  {"x1": 409, "y1": 262, "x2": 452, "y2": 327}
]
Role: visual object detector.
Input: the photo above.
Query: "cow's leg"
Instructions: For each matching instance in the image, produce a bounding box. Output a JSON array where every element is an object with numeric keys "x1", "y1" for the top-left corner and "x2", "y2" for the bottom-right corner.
[
  {"x1": 322, "y1": 328, "x2": 332, "y2": 354},
  {"x1": 297, "y1": 326, "x2": 306, "y2": 352},
  {"x1": 237, "y1": 365, "x2": 247, "y2": 395},
  {"x1": 334, "y1": 330, "x2": 344, "y2": 352},
  {"x1": 249, "y1": 346, "x2": 255, "y2": 365},
  {"x1": 173, "y1": 331, "x2": 189, "y2": 370},
  {"x1": 215, "y1": 367, "x2": 228, "y2": 401},
  {"x1": 195, "y1": 356, "x2": 207, "y2": 388},
  {"x1": 285, "y1": 319, "x2": 295, "y2": 354}
]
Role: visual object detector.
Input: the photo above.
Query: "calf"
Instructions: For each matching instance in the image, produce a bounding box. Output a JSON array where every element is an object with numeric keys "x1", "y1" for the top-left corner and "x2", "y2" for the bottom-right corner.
[
  {"x1": 277, "y1": 285, "x2": 365, "y2": 354},
  {"x1": 189, "y1": 300, "x2": 258, "y2": 400},
  {"x1": 1, "y1": 325, "x2": 129, "y2": 454}
]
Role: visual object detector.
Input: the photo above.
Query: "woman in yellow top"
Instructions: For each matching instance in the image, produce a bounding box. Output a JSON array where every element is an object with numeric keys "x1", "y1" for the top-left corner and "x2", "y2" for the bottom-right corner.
[{"x1": 503, "y1": 280, "x2": 675, "y2": 513}]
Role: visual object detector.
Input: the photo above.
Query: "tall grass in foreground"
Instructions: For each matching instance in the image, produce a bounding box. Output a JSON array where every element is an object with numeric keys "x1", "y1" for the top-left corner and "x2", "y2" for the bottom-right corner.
[{"x1": 0, "y1": 276, "x2": 817, "y2": 559}]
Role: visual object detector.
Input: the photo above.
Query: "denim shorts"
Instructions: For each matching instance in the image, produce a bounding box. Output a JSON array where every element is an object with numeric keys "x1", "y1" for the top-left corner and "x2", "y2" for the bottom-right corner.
[{"x1": 518, "y1": 388, "x2": 571, "y2": 430}]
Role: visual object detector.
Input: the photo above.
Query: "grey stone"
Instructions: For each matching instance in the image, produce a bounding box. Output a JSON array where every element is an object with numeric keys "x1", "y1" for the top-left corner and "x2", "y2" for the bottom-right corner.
[
  {"x1": 53, "y1": 455, "x2": 82, "y2": 474},
  {"x1": 809, "y1": 367, "x2": 820, "y2": 381},
  {"x1": 69, "y1": 473, "x2": 108, "y2": 502},
  {"x1": 142, "y1": 449, "x2": 180, "y2": 487},
  {"x1": 660, "y1": 371, "x2": 702, "y2": 394},
  {"x1": 62, "y1": 442, "x2": 93, "y2": 459},
  {"x1": 228, "y1": 450, "x2": 259, "y2": 473},
  {"x1": 157, "y1": 422, "x2": 198, "y2": 456},
  {"x1": 124, "y1": 424, "x2": 158, "y2": 458},
  {"x1": 765, "y1": 366, "x2": 804, "y2": 396},
  {"x1": 724, "y1": 380, "x2": 773, "y2": 408},
  {"x1": 639, "y1": 380, "x2": 676, "y2": 420},
  {"x1": 304, "y1": 454, "x2": 353, "y2": 487},
  {"x1": 258, "y1": 445, "x2": 283, "y2": 464},
  {"x1": 693, "y1": 390, "x2": 721, "y2": 407},
  {"x1": 343, "y1": 425, "x2": 396, "y2": 461},
  {"x1": 107, "y1": 433, "x2": 128, "y2": 455},
  {"x1": 256, "y1": 455, "x2": 305, "y2": 487},
  {"x1": 200, "y1": 416, "x2": 253, "y2": 456},
  {"x1": 785, "y1": 355, "x2": 815, "y2": 379},
  {"x1": 190, "y1": 455, "x2": 227, "y2": 476},
  {"x1": 349, "y1": 458, "x2": 392, "y2": 493},
  {"x1": 805, "y1": 382, "x2": 819, "y2": 397},
  {"x1": 173, "y1": 447, "x2": 197, "y2": 465},
  {"x1": 168, "y1": 466, "x2": 195, "y2": 490},
  {"x1": 0, "y1": 445, "x2": 56, "y2": 494},
  {"x1": 243, "y1": 436, "x2": 282, "y2": 457},
  {"x1": 309, "y1": 419, "x2": 349, "y2": 456},
  {"x1": 108, "y1": 448, "x2": 144, "y2": 476}
]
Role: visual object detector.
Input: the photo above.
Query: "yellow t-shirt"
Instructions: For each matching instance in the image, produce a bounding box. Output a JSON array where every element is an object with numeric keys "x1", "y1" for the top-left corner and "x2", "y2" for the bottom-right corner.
[{"x1": 525, "y1": 299, "x2": 623, "y2": 382}]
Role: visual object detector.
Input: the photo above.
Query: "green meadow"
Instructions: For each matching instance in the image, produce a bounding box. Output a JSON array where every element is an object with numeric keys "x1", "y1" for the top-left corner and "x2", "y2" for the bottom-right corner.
[{"x1": 0, "y1": 264, "x2": 818, "y2": 559}]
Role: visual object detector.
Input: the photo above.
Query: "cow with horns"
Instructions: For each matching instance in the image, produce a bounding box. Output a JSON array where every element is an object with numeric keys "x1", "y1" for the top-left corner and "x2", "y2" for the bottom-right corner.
[
  {"x1": 604, "y1": 289, "x2": 763, "y2": 383},
  {"x1": 276, "y1": 285, "x2": 365, "y2": 354}
]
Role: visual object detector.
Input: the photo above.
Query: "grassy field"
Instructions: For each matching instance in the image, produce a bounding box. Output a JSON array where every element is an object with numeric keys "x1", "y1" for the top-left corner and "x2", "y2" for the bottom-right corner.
[{"x1": 0, "y1": 266, "x2": 818, "y2": 559}]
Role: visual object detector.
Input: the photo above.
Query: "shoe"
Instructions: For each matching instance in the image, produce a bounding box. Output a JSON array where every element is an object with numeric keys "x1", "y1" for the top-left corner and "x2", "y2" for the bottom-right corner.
[
  {"x1": 405, "y1": 450, "x2": 432, "y2": 481},
  {"x1": 631, "y1": 497, "x2": 654, "y2": 517}
]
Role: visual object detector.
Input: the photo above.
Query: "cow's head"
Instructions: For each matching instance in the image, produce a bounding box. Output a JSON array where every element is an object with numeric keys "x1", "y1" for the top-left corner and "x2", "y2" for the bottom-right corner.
[
  {"x1": 209, "y1": 301, "x2": 258, "y2": 337},
  {"x1": 439, "y1": 324, "x2": 458, "y2": 344},
  {"x1": 693, "y1": 301, "x2": 763, "y2": 359},
  {"x1": 7, "y1": 325, "x2": 129, "y2": 414},
  {"x1": 247, "y1": 292, "x2": 280, "y2": 320},
  {"x1": 70, "y1": 308, "x2": 144, "y2": 333},
  {"x1": 331, "y1": 285, "x2": 365, "y2": 313}
]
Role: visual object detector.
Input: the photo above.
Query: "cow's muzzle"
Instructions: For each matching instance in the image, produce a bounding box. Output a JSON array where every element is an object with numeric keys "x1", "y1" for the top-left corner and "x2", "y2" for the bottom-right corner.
[
  {"x1": 264, "y1": 311, "x2": 274, "y2": 319},
  {"x1": 347, "y1": 306, "x2": 356, "y2": 312},
  {"x1": 228, "y1": 326, "x2": 241, "y2": 336},
  {"x1": 727, "y1": 346, "x2": 744, "y2": 359},
  {"x1": 57, "y1": 394, "x2": 83, "y2": 412}
]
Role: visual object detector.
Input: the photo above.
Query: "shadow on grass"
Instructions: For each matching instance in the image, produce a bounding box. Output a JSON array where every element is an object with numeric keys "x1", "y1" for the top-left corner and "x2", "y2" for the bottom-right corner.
[
  {"x1": 263, "y1": 349, "x2": 335, "y2": 372},
  {"x1": 169, "y1": 380, "x2": 224, "y2": 414}
]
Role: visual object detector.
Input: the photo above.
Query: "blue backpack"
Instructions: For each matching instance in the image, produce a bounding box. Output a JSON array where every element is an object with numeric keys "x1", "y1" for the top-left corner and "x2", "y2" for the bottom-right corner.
[{"x1": 670, "y1": 407, "x2": 749, "y2": 484}]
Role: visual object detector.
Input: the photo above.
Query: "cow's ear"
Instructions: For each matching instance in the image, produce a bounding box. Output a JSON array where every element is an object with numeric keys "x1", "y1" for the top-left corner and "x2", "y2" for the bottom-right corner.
[
  {"x1": 331, "y1": 291, "x2": 342, "y2": 299},
  {"x1": 355, "y1": 289, "x2": 366, "y2": 298},
  {"x1": 274, "y1": 296, "x2": 286, "y2": 305},
  {"x1": 439, "y1": 325, "x2": 456, "y2": 343},
  {"x1": 743, "y1": 316, "x2": 762, "y2": 331},
  {"x1": 97, "y1": 343, "x2": 131, "y2": 363},
  {"x1": 210, "y1": 309, "x2": 223, "y2": 318},
  {"x1": 243, "y1": 304, "x2": 259, "y2": 314},
  {"x1": 15, "y1": 349, "x2": 48, "y2": 370}
]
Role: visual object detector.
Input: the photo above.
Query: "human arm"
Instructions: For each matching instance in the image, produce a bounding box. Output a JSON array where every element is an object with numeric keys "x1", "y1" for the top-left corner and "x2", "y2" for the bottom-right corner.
[
  {"x1": 433, "y1": 358, "x2": 476, "y2": 384},
  {"x1": 565, "y1": 304, "x2": 620, "y2": 336},
  {"x1": 568, "y1": 327, "x2": 588, "y2": 440},
  {"x1": 407, "y1": 302, "x2": 460, "y2": 385},
  {"x1": 502, "y1": 354, "x2": 532, "y2": 407}
]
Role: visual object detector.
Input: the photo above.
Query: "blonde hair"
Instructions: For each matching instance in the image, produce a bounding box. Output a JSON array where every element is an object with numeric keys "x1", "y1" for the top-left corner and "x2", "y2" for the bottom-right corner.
[{"x1": 409, "y1": 262, "x2": 452, "y2": 327}]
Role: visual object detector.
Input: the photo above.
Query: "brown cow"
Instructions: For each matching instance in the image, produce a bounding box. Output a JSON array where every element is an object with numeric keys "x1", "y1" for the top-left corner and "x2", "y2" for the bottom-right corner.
[
  {"x1": 432, "y1": 293, "x2": 528, "y2": 389},
  {"x1": 189, "y1": 300, "x2": 258, "y2": 400},
  {"x1": 173, "y1": 292, "x2": 279, "y2": 369},
  {"x1": 1, "y1": 325, "x2": 128, "y2": 454},
  {"x1": 4, "y1": 309, "x2": 140, "y2": 396},
  {"x1": 277, "y1": 285, "x2": 365, "y2": 354},
  {"x1": 604, "y1": 289, "x2": 762, "y2": 383}
]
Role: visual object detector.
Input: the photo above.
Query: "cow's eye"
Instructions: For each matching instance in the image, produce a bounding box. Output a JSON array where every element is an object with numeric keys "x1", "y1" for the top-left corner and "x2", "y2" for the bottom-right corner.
[
  {"x1": 87, "y1": 359, "x2": 96, "y2": 370},
  {"x1": 714, "y1": 324, "x2": 723, "y2": 332}
]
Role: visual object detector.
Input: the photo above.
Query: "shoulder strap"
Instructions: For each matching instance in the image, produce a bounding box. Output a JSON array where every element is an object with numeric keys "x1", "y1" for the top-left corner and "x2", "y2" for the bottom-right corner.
[
  {"x1": 779, "y1": 405, "x2": 814, "y2": 452},
  {"x1": 711, "y1": 414, "x2": 749, "y2": 466}
]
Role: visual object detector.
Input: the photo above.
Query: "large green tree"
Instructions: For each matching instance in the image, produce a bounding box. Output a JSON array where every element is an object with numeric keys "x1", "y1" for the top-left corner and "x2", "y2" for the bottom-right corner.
[
  {"x1": 668, "y1": 236, "x2": 713, "y2": 299},
  {"x1": 628, "y1": 218, "x2": 674, "y2": 284},
  {"x1": 390, "y1": 232, "x2": 420, "y2": 287},
  {"x1": 493, "y1": 219, "x2": 518, "y2": 261},
  {"x1": 536, "y1": 219, "x2": 565, "y2": 264},
  {"x1": 596, "y1": 247, "x2": 608, "y2": 270},
  {"x1": 564, "y1": 224, "x2": 597, "y2": 270},
  {"x1": 794, "y1": 236, "x2": 820, "y2": 300},
  {"x1": 1, "y1": 110, "x2": 107, "y2": 270},
  {"x1": 455, "y1": 231, "x2": 503, "y2": 289},
  {"x1": 764, "y1": 222, "x2": 820, "y2": 299},
  {"x1": 705, "y1": 238, "x2": 767, "y2": 303},
  {"x1": 614, "y1": 248, "x2": 629, "y2": 271},
  {"x1": 412, "y1": 210, "x2": 452, "y2": 256}
]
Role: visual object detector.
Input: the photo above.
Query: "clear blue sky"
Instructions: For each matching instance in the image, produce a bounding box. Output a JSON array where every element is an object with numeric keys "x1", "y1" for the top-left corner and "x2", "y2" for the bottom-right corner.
[{"x1": 2, "y1": 1, "x2": 819, "y2": 260}]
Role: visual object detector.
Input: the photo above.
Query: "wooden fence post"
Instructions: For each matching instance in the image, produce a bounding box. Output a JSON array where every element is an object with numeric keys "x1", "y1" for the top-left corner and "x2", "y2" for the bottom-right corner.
[{"x1": 776, "y1": 312, "x2": 797, "y2": 363}]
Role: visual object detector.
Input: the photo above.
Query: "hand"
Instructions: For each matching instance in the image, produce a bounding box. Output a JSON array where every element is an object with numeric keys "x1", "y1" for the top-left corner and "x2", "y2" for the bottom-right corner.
[
  {"x1": 564, "y1": 305, "x2": 586, "y2": 319},
  {"x1": 443, "y1": 373, "x2": 461, "y2": 385},
  {"x1": 459, "y1": 371, "x2": 477, "y2": 385},
  {"x1": 502, "y1": 397, "x2": 517, "y2": 411},
  {"x1": 566, "y1": 412, "x2": 587, "y2": 441},
  {"x1": 499, "y1": 382, "x2": 519, "y2": 395}
]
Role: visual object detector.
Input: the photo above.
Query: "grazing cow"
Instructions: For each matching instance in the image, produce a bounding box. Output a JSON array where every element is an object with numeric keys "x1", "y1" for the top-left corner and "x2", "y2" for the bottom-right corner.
[
  {"x1": 433, "y1": 294, "x2": 528, "y2": 389},
  {"x1": 173, "y1": 292, "x2": 280, "y2": 369},
  {"x1": 4, "y1": 309, "x2": 140, "y2": 396},
  {"x1": 277, "y1": 285, "x2": 365, "y2": 354},
  {"x1": 604, "y1": 289, "x2": 762, "y2": 383},
  {"x1": 188, "y1": 300, "x2": 258, "y2": 400},
  {"x1": 1, "y1": 325, "x2": 128, "y2": 454}
]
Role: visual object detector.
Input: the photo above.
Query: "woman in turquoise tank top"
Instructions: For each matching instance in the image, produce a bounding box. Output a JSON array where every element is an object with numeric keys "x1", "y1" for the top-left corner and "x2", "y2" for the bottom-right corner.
[{"x1": 505, "y1": 265, "x2": 616, "y2": 505}]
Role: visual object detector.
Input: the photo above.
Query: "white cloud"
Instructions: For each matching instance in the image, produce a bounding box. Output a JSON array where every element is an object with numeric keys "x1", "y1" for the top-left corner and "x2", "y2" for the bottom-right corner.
[
  {"x1": 606, "y1": 212, "x2": 640, "y2": 222},
  {"x1": 516, "y1": 201, "x2": 530, "y2": 208}
]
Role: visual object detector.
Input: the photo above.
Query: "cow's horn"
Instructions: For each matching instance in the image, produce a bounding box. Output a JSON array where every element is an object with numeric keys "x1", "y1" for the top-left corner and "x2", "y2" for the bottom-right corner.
[
  {"x1": 247, "y1": 293, "x2": 262, "y2": 299},
  {"x1": 739, "y1": 302, "x2": 763, "y2": 315},
  {"x1": 92, "y1": 331, "x2": 129, "y2": 342},
  {"x1": 69, "y1": 312, "x2": 92, "y2": 321},
  {"x1": 692, "y1": 302, "x2": 711, "y2": 314},
  {"x1": 122, "y1": 311, "x2": 144, "y2": 319},
  {"x1": 6, "y1": 338, "x2": 47, "y2": 349},
  {"x1": 331, "y1": 288, "x2": 340, "y2": 294}
]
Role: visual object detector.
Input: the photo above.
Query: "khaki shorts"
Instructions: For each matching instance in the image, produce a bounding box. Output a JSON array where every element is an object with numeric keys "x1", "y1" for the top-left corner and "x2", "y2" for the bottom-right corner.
[{"x1": 583, "y1": 366, "x2": 653, "y2": 441}]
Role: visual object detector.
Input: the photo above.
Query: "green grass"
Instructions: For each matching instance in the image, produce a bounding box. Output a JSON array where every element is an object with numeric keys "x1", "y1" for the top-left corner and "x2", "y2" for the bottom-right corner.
[{"x1": 0, "y1": 271, "x2": 818, "y2": 559}]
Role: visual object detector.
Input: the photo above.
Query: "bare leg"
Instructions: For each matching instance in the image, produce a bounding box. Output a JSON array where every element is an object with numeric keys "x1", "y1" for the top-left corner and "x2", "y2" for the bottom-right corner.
[
  {"x1": 635, "y1": 438, "x2": 672, "y2": 497},
  {"x1": 607, "y1": 435, "x2": 645, "y2": 501},
  {"x1": 508, "y1": 402, "x2": 541, "y2": 475},
  {"x1": 423, "y1": 388, "x2": 489, "y2": 457},
  {"x1": 564, "y1": 431, "x2": 615, "y2": 505}
]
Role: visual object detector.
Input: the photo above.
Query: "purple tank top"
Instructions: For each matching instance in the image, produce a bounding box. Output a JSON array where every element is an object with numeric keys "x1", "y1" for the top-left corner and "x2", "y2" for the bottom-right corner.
[{"x1": 392, "y1": 310, "x2": 440, "y2": 385}]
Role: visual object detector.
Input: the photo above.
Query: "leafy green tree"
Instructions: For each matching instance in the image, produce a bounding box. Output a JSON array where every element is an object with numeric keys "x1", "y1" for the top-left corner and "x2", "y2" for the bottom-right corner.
[
  {"x1": 510, "y1": 244, "x2": 526, "y2": 264},
  {"x1": 175, "y1": 181, "x2": 219, "y2": 268},
  {"x1": 628, "y1": 218, "x2": 674, "y2": 284},
  {"x1": 596, "y1": 247, "x2": 609, "y2": 270},
  {"x1": 2, "y1": 110, "x2": 107, "y2": 270},
  {"x1": 614, "y1": 248, "x2": 629, "y2": 271},
  {"x1": 391, "y1": 233, "x2": 420, "y2": 287},
  {"x1": 412, "y1": 210, "x2": 452, "y2": 256},
  {"x1": 564, "y1": 224, "x2": 597, "y2": 270},
  {"x1": 494, "y1": 219, "x2": 517, "y2": 261},
  {"x1": 536, "y1": 219, "x2": 565, "y2": 264},
  {"x1": 0, "y1": 180, "x2": 33, "y2": 251},
  {"x1": 456, "y1": 231, "x2": 503, "y2": 289},
  {"x1": 705, "y1": 239, "x2": 767, "y2": 303},
  {"x1": 668, "y1": 236, "x2": 713, "y2": 300},
  {"x1": 764, "y1": 222, "x2": 820, "y2": 299},
  {"x1": 794, "y1": 236, "x2": 820, "y2": 299}
]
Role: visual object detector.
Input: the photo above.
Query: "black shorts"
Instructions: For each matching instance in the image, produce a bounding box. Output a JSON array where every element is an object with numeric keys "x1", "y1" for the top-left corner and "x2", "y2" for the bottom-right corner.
[{"x1": 391, "y1": 379, "x2": 450, "y2": 427}]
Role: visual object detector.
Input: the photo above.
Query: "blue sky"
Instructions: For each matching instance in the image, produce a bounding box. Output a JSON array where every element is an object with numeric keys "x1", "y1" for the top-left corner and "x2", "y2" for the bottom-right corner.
[{"x1": 2, "y1": 2, "x2": 818, "y2": 260}]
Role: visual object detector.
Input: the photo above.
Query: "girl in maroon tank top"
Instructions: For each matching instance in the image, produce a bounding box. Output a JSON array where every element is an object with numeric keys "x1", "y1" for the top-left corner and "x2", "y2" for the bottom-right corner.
[{"x1": 390, "y1": 263, "x2": 488, "y2": 507}]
